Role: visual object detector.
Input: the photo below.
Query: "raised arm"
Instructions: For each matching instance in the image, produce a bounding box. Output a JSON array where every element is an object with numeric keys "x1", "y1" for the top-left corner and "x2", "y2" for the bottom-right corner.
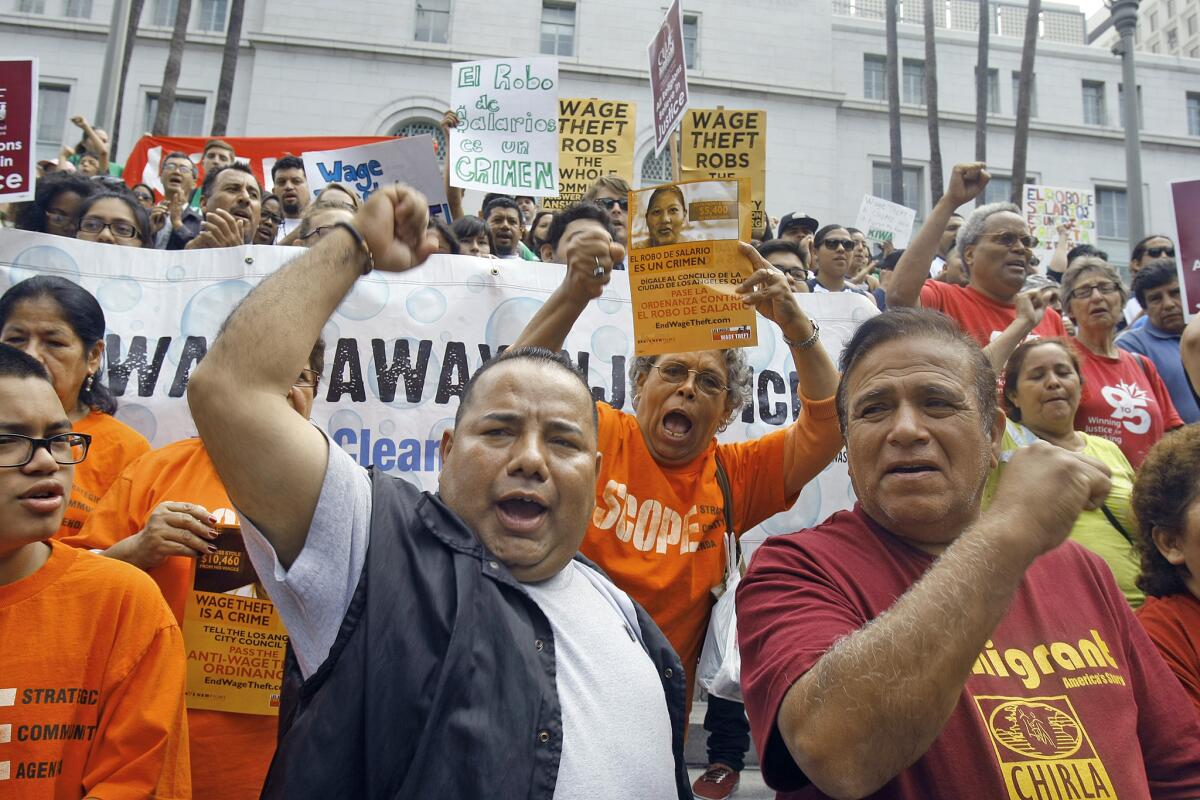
[
  {"x1": 1183, "y1": 315, "x2": 1200, "y2": 397},
  {"x1": 981, "y1": 290, "x2": 1044, "y2": 373},
  {"x1": 187, "y1": 186, "x2": 437, "y2": 567},
  {"x1": 889, "y1": 163, "x2": 989, "y2": 308},
  {"x1": 441, "y1": 110, "x2": 465, "y2": 220},
  {"x1": 72, "y1": 115, "x2": 110, "y2": 172},
  {"x1": 1046, "y1": 222, "x2": 1073, "y2": 275},
  {"x1": 772, "y1": 443, "x2": 1111, "y2": 798}
]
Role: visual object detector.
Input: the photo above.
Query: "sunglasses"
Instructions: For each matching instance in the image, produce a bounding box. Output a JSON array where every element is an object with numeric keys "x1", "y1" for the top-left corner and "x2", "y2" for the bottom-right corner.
[
  {"x1": 821, "y1": 238, "x2": 855, "y2": 251},
  {"x1": 597, "y1": 197, "x2": 629, "y2": 212},
  {"x1": 1145, "y1": 246, "x2": 1175, "y2": 258}
]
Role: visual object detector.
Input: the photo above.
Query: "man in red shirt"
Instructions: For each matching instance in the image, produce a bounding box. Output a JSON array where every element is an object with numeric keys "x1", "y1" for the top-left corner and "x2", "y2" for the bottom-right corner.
[
  {"x1": 888, "y1": 163, "x2": 1068, "y2": 346},
  {"x1": 737, "y1": 309, "x2": 1200, "y2": 799}
]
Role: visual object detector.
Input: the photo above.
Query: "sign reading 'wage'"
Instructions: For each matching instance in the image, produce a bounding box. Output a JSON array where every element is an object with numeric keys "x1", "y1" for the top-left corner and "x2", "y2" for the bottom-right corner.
[{"x1": 448, "y1": 57, "x2": 560, "y2": 197}]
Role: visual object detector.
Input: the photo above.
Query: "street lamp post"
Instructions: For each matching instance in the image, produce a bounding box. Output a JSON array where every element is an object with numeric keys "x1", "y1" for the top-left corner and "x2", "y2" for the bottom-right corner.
[{"x1": 1108, "y1": 0, "x2": 1144, "y2": 247}]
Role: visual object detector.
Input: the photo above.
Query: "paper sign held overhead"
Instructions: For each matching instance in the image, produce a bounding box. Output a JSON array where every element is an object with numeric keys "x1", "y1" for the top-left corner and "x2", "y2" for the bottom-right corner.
[
  {"x1": 648, "y1": 0, "x2": 689, "y2": 157},
  {"x1": 543, "y1": 98, "x2": 636, "y2": 212},
  {"x1": 301, "y1": 135, "x2": 450, "y2": 220},
  {"x1": 1168, "y1": 178, "x2": 1200, "y2": 319},
  {"x1": 681, "y1": 108, "x2": 767, "y2": 235},
  {"x1": 0, "y1": 57, "x2": 37, "y2": 203},
  {"x1": 1023, "y1": 184, "x2": 1096, "y2": 269},
  {"x1": 448, "y1": 56, "x2": 560, "y2": 197},
  {"x1": 854, "y1": 194, "x2": 917, "y2": 249}
]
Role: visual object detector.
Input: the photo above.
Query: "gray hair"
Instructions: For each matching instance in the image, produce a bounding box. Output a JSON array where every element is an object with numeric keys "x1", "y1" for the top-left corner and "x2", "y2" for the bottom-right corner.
[
  {"x1": 1059, "y1": 256, "x2": 1129, "y2": 313},
  {"x1": 956, "y1": 201, "x2": 1023, "y2": 253},
  {"x1": 629, "y1": 349, "x2": 753, "y2": 431}
]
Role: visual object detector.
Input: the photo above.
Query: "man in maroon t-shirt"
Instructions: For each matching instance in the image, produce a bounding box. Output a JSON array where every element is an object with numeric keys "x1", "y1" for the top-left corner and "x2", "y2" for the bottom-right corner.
[
  {"x1": 888, "y1": 163, "x2": 1068, "y2": 347},
  {"x1": 737, "y1": 309, "x2": 1200, "y2": 799}
]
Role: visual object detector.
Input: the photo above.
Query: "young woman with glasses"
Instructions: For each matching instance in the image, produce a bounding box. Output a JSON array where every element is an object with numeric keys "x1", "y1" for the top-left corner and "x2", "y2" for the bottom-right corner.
[{"x1": 74, "y1": 191, "x2": 152, "y2": 249}]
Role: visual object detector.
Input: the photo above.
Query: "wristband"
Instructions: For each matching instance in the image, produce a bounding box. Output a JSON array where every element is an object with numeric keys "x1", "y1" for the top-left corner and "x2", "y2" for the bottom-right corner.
[
  {"x1": 783, "y1": 320, "x2": 820, "y2": 350},
  {"x1": 334, "y1": 221, "x2": 375, "y2": 275}
]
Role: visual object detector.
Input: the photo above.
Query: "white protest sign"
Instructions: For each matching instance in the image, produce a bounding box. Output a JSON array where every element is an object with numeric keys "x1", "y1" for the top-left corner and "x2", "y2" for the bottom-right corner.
[
  {"x1": 854, "y1": 194, "x2": 917, "y2": 249},
  {"x1": 301, "y1": 135, "x2": 450, "y2": 217},
  {"x1": 448, "y1": 57, "x2": 559, "y2": 197},
  {"x1": 1022, "y1": 184, "x2": 1097, "y2": 267}
]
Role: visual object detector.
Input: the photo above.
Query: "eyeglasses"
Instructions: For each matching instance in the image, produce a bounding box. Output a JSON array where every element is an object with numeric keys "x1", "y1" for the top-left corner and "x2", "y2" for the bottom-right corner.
[
  {"x1": 981, "y1": 232, "x2": 1036, "y2": 250},
  {"x1": 1145, "y1": 246, "x2": 1175, "y2": 258},
  {"x1": 597, "y1": 197, "x2": 629, "y2": 212},
  {"x1": 298, "y1": 226, "x2": 336, "y2": 241},
  {"x1": 1067, "y1": 281, "x2": 1122, "y2": 301},
  {"x1": 654, "y1": 361, "x2": 728, "y2": 395},
  {"x1": 821, "y1": 238, "x2": 855, "y2": 251},
  {"x1": 261, "y1": 213, "x2": 283, "y2": 226},
  {"x1": 79, "y1": 217, "x2": 140, "y2": 239},
  {"x1": 0, "y1": 432, "x2": 90, "y2": 468},
  {"x1": 162, "y1": 162, "x2": 195, "y2": 174},
  {"x1": 293, "y1": 368, "x2": 321, "y2": 389},
  {"x1": 44, "y1": 210, "x2": 73, "y2": 228}
]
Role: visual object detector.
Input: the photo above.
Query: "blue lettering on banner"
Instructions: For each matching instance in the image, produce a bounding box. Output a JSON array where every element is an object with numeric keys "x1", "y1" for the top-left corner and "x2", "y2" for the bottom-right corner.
[
  {"x1": 332, "y1": 428, "x2": 443, "y2": 473},
  {"x1": 314, "y1": 159, "x2": 386, "y2": 198}
]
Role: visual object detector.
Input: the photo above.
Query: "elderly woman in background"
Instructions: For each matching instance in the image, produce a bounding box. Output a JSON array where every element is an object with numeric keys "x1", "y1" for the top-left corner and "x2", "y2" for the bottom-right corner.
[
  {"x1": 1132, "y1": 425, "x2": 1200, "y2": 717},
  {"x1": 1060, "y1": 255, "x2": 1182, "y2": 468}
]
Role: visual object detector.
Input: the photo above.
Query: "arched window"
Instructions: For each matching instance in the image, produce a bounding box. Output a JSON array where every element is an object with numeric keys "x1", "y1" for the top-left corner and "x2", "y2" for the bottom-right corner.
[
  {"x1": 390, "y1": 118, "x2": 447, "y2": 166},
  {"x1": 640, "y1": 147, "x2": 673, "y2": 186}
]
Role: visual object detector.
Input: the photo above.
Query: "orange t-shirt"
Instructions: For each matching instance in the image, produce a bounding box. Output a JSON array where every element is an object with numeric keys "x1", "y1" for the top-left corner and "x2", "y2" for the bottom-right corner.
[
  {"x1": 58, "y1": 411, "x2": 150, "y2": 540},
  {"x1": 586, "y1": 396, "x2": 841, "y2": 699},
  {"x1": 71, "y1": 437, "x2": 278, "y2": 800},
  {"x1": 0, "y1": 541, "x2": 189, "y2": 799}
]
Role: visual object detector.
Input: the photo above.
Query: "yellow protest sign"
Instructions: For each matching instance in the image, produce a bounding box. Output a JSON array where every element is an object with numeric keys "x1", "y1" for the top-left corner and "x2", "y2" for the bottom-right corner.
[
  {"x1": 543, "y1": 98, "x2": 636, "y2": 211},
  {"x1": 627, "y1": 178, "x2": 756, "y2": 356},
  {"x1": 182, "y1": 526, "x2": 287, "y2": 716},
  {"x1": 680, "y1": 108, "x2": 766, "y2": 234}
]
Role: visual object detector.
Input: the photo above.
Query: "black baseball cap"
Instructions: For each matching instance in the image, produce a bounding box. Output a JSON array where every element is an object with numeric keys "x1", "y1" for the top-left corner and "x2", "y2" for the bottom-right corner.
[{"x1": 778, "y1": 212, "x2": 819, "y2": 236}]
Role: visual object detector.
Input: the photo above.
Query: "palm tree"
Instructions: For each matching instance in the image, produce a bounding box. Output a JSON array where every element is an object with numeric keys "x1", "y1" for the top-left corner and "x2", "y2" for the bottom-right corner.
[
  {"x1": 109, "y1": 0, "x2": 145, "y2": 156},
  {"x1": 923, "y1": 0, "x2": 944, "y2": 205},
  {"x1": 886, "y1": 0, "x2": 904, "y2": 205},
  {"x1": 211, "y1": 0, "x2": 245, "y2": 136},
  {"x1": 1011, "y1": 0, "x2": 1041, "y2": 205},
  {"x1": 974, "y1": 0, "x2": 990, "y2": 205},
  {"x1": 152, "y1": 0, "x2": 193, "y2": 136}
]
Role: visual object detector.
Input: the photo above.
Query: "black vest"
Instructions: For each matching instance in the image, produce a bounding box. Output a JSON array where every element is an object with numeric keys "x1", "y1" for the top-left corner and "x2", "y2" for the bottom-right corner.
[{"x1": 261, "y1": 470, "x2": 690, "y2": 800}]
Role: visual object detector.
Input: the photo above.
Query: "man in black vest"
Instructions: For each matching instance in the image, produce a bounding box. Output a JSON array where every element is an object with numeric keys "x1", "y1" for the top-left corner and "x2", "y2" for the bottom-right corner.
[{"x1": 187, "y1": 185, "x2": 690, "y2": 799}]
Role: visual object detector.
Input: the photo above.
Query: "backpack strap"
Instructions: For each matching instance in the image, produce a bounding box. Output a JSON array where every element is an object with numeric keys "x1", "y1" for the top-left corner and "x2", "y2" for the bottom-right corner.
[{"x1": 714, "y1": 452, "x2": 741, "y2": 566}]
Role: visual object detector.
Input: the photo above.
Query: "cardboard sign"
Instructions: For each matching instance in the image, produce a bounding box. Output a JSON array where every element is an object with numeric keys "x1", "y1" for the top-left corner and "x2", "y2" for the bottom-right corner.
[
  {"x1": 854, "y1": 194, "x2": 917, "y2": 249},
  {"x1": 182, "y1": 527, "x2": 287, "y2": 715},
  {"x1": 648, "y1": 0, "x2": 689, "y2": 156},
  {"x1": 0, "y1": 57, "x2": 37, "y2": 202},
  {"x1": 1023, "y1": 184, "x2": 1096, "y2": 267},
  {"x1": 448, "y1": 57, "x2": 559, "y2": 197},
  {"x1": 681, "y1": 108, "x2": 766, "y2": 234},
  {"x1": 542, "y1": 98, "x2": 636, "y2": 212},
  {"x1": 627, "y1": 178, "x2": 756, "y2": 355},
  {"x1": 301, "y1": 135, "x2": 450, "y2": 219},
  {"x1": 1168, "y1": 178, "x2": 1200, "y2": 319}
]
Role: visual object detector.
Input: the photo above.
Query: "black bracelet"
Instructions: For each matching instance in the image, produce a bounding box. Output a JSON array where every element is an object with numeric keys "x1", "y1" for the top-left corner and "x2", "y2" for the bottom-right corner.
[{"x1": 334, "y1": 221, "x2": 375, "y2": 275}]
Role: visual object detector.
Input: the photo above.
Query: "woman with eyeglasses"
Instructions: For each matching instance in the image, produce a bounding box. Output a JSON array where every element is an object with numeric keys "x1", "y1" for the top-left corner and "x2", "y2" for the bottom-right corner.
[
  {"x1": 254, "y1": 193, "x2": 284, "y2": 245},
  {"x1": 806, "y1": 224, "x2": 877, "y2": 305},
  {"x1": 14, "y1": 172, "x2": 95, "y2": 237},
  {"x1": 0, "y1": 276, "x2": 150, "y2": 538},
  {"x1": 1060, "y1": 255, "x2": 1182, "y2": 468},
  {"x1": 74, "y1": 191, "x2": 153, "y2": 248},
  {"x1": 1124, "y1": 234, "x2": 1177, "y2": 326}
]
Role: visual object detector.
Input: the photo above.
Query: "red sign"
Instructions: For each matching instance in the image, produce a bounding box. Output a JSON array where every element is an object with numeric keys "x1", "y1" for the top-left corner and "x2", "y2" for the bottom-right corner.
[
  {"x1": 647, "y1": 0, "x2": 689, "y2": 157},
  {"x1": 123, "y1": 134, "x2": 393, "y2": 198},
  {"x1": 0, "y1": 57, "x2": 37, "y2": 202},
  {"x1": 1169, "y1": 178, "x2": 1200, "y2": 319}
]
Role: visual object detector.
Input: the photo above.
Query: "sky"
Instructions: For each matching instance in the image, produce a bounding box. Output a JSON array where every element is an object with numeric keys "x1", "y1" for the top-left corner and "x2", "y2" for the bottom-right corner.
[{"x1": 1062, "y1": 0, "x2": 1107, "y2": 16}]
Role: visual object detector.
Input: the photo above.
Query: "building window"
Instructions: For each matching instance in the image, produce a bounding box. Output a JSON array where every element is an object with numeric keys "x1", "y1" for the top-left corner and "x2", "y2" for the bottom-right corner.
[
  {"x1": 1082, "y1": 81, "x2": 1106, "y2": 125},
  {"x1": 414, "y1": 0, "x2": 450, "y2": 43},
  {"x1": 1167, "y1": 0, "x2": 1176, "y2": 18},
  {"x1": 983, "y1": 67, "x2": 1000, "y2": 114},
  {"x1": 150, "y1": 0, "x2": 177, "y2": 26},
  {"x1": 1167, "y1": 28, "x2": 1179, "y2": 50},
  {"x1": 872, "y1": 162, "x2": 923, "y2": 219},
  {"x1": 195, "y1": 0, "x2": 227, "y2": 32},
  {"x1": 144, "y1": 94, "x2": 207, "y2": 136},
  {"x1": 1118, "y1": 83, "x2": 1143, "y2": 130},
  {"x1": 16, "y1": 0, "x2": 45, "y2": 11},
  {"x1": 1097, "y1": 188, "x2": 1128, "y2": 240},
  {"x1": 36, "y1": 84, "x2": 70, "y2": 162},
  {"x1": 1012, "y1": 71, "x2": 1037, "y2": 117},
  {"x1": 902, "y1": 59, "x2": 926, "y2": 105},
  {"x1": 682, "y1": 14, "x2": 699, "y2": 70},
  {"x1": 641, "y1": 147, "x2": 674, "y2": 186},
  {"x1": 863, "y1": 54, "x2": 887, "y2": 101},
  {"x1": 1188, "y1": 15, "x2": 1197, "y2": 36},
  {"x1": 540, "y1": 2, "x2": 575, "y2": 57},
  {"x1": 983, "y1": 175, "x2": 1013, "y2": 204},
  {"x1": 1188, "y1": 93, "x2": 1200, "y2": 136},
  {"x1": 390, "y1": 119, "x2": 448, "y2": 166},
  {"x1": 63, "y1": 0, "x2": 91, "y2": 17},
  {"x1": 1149, "y1": 10, "x2": 1157, "y2": 31}
]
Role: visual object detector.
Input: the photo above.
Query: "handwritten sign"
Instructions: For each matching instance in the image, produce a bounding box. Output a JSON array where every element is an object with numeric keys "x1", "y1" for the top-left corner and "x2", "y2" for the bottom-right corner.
[
  {"x1": 681, "y1": 108, "x2": 766, "y2": 235},
  {"x1": 301, "y1": 135, "x2": 450, "y2": 218},
  {"x1": 854, "y1": 194, "x2": 917, "y2": 249},
  {"x1": 648, "y1": 0, "x2": 689, "y2": 156},
  {"x1": 1023, "y1": 184, "x2": 1096, "y2": 267},
  {"x1": 448, "y1": 57, "x2": 559, "y2": 197},
  {"x1": 627, "y1": 178, "x2": 756, "y2": 355},
  {"x1": 542, "y1": 98, "x2": 635, "y2": 212},
  {"x1": 1168, "y1": 178, "x2": 1200, "y2": 318},
  {"x1": 0, "y1": 57, "x2": 37, "y2": 203}
]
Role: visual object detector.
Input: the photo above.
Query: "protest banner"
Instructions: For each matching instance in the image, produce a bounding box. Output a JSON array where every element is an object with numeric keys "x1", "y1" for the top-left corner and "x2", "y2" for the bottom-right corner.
[
  {"x1": 1023, "y1": 184, "x2": 1096, "y2": 267},
  {"x1": 448, "y1": 56, "x2": 559, "y2": 197},
  {"x1": 182, "y1": 525, "x2": 287, "y2": 715},
  {"x1": 854, "y1": 194, "x2": 917, "y2": 249},
  {"x1": 122, "y1": 134, "x2": 394, "y2": 199},
  {"x1": 0, "y1": 229, "x2": 874, "y2": 562},
  {"x1": 626, "y1": 178, "x2": 756, "y2": 356},
  {"x1": 0, "y1": 57, "x2": 37, "y2": 203},
  {"x1": 681, "y1": 108, "x2": 766, "y2": 234},
  {"x1": 542, "y1": 98, "x2": 636, "y2": 212},
  {"x1": 1168, "y1": 178, "x2": 1200, "y2": 319},
  {"x1": 648, "y1": 0, "x2": 689, "y2": 156},
  {"x1": 301, "y1": 135, "x2": 450, "y2": 220}
]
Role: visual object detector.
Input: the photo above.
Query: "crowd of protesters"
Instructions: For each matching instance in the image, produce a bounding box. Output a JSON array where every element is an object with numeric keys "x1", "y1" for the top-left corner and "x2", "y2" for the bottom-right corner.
[{"x1": 0, "y1": 110, "x2": 1199, "y2": 800}]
